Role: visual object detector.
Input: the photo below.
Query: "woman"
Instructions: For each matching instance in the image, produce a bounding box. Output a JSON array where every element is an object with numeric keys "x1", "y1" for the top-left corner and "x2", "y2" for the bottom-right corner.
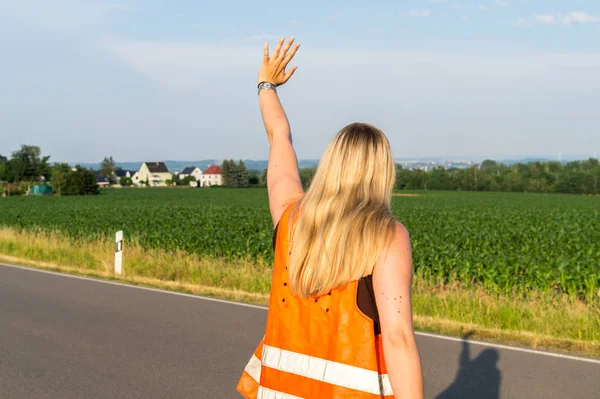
[{"x1": 237, "y1": 37, "x2": 424, "y2": 399}]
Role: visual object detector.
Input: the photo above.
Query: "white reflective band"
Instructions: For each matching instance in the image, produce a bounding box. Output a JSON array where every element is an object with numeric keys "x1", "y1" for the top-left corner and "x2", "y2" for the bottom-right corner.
[
  {"x1": 257, "y1": 386, "x2": 303, "y2": 399},
  {"x1": 261, "y1": 344, "x2": 393, "y2": 396},
  {"x1": 244, "y1": 354, "x2": 262, "y2": 383}
]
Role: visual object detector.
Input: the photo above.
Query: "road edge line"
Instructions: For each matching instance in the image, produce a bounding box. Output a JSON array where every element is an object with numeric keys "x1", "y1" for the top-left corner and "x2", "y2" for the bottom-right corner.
[{"x1": 2, "y1": 262, "x2": 599, "y2": 365}]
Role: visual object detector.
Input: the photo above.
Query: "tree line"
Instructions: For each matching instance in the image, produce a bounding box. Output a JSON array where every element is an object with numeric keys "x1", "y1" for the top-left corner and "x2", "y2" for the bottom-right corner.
[
  {"x1": 394, "y1": 158, "x2": 600, "y2": 194},
  {"x1": 0, "y1": 145, "x2": 97, "y2": 196},
  {"x1": 265, "y1": 158, "x2": 600, "y2": 195},
  {"x1": 3, "y1": 144, "x2": 598, "y2": 196}
]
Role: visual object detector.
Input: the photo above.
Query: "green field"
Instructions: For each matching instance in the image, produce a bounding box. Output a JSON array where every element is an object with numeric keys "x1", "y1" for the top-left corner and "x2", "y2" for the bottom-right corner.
[{"x1": 1, "y1": 188, "x2": 598, "y2": 302}]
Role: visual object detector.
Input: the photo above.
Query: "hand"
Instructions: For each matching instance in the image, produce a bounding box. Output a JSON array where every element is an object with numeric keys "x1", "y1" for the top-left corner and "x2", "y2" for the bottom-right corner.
[{"x1": 258, "y1": 37, "x2": 300, "y2": 87}]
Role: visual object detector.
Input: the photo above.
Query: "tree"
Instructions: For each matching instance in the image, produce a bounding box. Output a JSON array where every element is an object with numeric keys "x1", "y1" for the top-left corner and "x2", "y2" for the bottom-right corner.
[
  {"x1": 64, "y1": 166, "x2": 98, "y2": 196},
  {"x1": 50, "y1": 163, "x2": 71, "y2": 196},
  {"x1": 8, "y1": 145, "x2": 50, "y2": 183},
  {"x1": 248, "y1": 171, "x2": 259, "y2": 185},
  {"x1": 100, "y1": 156, "x2": 116, "y2": 183},
  {"x1": 180, "y1": 175, "x2": 197, "y2": 187},
  {"x1": 227, "y1": 160, "x2": 240, "y2": 187},
  {"x1": 0, "y1": 155, "x2": 7, "y2": 181},
  {"x1": 299, "y1": 167, "x2": 316, "y2": 188},
  {"x1": 221, "y1": 160, "x2": 232, "y2": 186},
  {"x1": 480, "y1": 160, "x2": 499, "y2": 176},
  {"x1": 120, "y1": 176, "x2": 133, "y2": 187},
  {"x1": 260, "y1": 168, "x2": 268, "y2": 185},
  {"x1": 220, "y1": 159, "x2": 239, "y2": 187},
  {"x1": 237, "y1": 160, "x2": 249, "y2": 187},
  {"x1": 395, "y1": 165, "x2": 412, "y2": 190}
]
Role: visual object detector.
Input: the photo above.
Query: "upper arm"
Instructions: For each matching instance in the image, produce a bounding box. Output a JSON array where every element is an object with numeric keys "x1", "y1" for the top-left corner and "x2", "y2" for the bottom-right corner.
[
  {"x1": 267, "y1": 134, "x2": 304, "y2": 227},
  {"x1": 373, "y1": 222, "x2": 415, "y2": 340}
]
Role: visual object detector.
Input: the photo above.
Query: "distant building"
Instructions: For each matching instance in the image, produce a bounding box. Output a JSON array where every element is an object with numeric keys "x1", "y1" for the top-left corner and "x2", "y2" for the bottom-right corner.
[
  {"x1": 131, "y1": 171, "x2": 141, "y2": 185},
  {"x1": 200, "y1": 164, "x2": 222, "y2": 187},
  {"x1": 115, "y1": 169, "x2": 135, "y2": 179},
  {"x1": 179, "y1": 166, "x2": 203, "y2": 186},
  {"x1": 136, "y1": 162, "x2": 172, "y2": 187},
  {"x1": 29, "y1": 185, "x2": 53, "y2": 196},
  {"x1": 94, "y1": 171, "x2": 111, "y2": 187}
]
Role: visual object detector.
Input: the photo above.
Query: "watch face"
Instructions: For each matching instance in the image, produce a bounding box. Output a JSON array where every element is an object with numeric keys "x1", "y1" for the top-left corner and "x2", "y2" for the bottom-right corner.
[{"x1": 258, "y1": 83, "x2": 275, "y2": 93}]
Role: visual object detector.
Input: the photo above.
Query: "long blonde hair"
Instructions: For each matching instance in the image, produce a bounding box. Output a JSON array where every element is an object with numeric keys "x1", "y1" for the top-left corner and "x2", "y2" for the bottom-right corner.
[{"x1": 287, "y1": 122, "x2": 397, "y2": 299}]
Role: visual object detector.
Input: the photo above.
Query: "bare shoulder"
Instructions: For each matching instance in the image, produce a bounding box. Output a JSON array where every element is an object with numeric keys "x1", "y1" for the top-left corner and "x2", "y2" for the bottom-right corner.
[
  {"x1": 393, "y1": 221, "x2": 410, "y2": 242},
  {"x1": 374, "y1": 220, "x2": 413, "y2": 278},
  {"x1": 386, "y1": 221, "x2": 412, "y2": 259}
]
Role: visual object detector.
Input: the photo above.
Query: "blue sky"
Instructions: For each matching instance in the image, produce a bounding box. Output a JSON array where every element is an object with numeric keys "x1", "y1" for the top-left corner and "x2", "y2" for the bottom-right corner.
[{"x1": 1, "y1": 0, "x2": 599, "y2": 163}]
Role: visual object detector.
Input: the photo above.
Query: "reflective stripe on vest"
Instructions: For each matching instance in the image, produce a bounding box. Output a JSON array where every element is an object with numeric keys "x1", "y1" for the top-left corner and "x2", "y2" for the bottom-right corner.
[
  {"x1": 257, "y1": 386, "x2": 303, "y2": 399},
  {"x1": 244, "y1": 354, "x2": 262, "y2": 383},
  {"x1": 261, "y1": 344, "x2": 393, "y2": 396}
]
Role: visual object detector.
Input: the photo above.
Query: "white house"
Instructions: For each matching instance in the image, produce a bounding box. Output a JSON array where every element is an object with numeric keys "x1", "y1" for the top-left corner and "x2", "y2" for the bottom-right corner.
[
  {"x1": 131, "y1": 171, "x2": 140, "y2": 185},
  {"x1": 179, "y1": 166, "x2": 203, "y2": 186},
  {"x1": 135, "y1": 162, "x2": 172, "y2": 187},
  {"x1": 200, "y1": 164, "x2": 222, "y2": 187},
  {"x1": 115, "y1": 169, "x2": 134, "y2": 179}
]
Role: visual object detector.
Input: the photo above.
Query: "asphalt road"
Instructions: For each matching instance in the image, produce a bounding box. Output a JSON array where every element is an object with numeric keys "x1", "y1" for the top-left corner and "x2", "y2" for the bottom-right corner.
[{"x1": 0, "y1": 263, "x2": 598, "y2": 399}]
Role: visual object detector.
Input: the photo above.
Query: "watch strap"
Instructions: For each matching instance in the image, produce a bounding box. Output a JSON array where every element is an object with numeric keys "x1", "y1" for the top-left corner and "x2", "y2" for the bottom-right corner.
[{"x1": 257, "y1": 82, "x2": 277, "y2": 95}]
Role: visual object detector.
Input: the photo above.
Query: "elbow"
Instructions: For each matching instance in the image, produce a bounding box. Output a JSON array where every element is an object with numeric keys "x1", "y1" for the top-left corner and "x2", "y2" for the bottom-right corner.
[{"x1": 382, "y1": 327, "x2": 416, "y2": 349}]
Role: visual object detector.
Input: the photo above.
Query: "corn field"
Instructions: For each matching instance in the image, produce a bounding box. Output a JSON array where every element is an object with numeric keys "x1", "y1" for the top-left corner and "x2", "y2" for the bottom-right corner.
[{"x1": 1, "y1": 188, "x2": 598, "y2": 301}]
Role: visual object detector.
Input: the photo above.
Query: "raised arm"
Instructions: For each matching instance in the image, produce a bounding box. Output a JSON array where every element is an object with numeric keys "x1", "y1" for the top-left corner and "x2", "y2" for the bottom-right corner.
[
  {"x1": 373, "y1": 222, "x2": 424, "y2": 399},
  {"x1": 257, "y1": 37, "x2": 304, "y2": 227}
]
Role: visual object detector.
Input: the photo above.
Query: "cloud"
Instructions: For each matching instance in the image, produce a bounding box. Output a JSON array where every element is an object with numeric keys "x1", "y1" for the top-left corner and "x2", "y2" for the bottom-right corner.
[
  {"x1": 100, "y1": 38, "x2": 600, "y2": 91},
  {"x1": 514, "y1": 17, "x2": 532, "y2": 27},
  {"x1": 494, "y1": 1, "x2": 510, "y2": 6},
  {"x1": 0, "y1": 0, "x2": 131, "y2": 32},
  {"x1": 534, "y1": 14, "x2": 556, "y2": 24},
  {"x1": 479, "y1": 4, "x2": 488, "y2": 10},
  {"x1": 533, "y1": 12, "x2": 600, "y2": 25},
  {"x1": 561, "y1": 12, "x2": 600, "y2": 24},
  {"x1": 399, "y1": 9, "x2": 432, "y2": 17}
]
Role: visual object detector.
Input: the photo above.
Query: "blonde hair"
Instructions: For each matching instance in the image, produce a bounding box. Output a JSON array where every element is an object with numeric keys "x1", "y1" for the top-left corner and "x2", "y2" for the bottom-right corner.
[{"x1": 287, "y1": 122, "x2": 397, "y2": 298}]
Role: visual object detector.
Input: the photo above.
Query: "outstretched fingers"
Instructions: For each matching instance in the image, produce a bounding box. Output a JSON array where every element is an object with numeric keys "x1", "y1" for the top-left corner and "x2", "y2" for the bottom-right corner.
[
  {"x1": 277, "y1": 37, "x2": 295, "y2": 61},
  {"x1": 283, "y1": 66, "x2": 298, "y2": 83},
  {"x1": 271, "y1": 37, "x2": 285, "y2": 60},
  {"x1": 264, "y1": 42, "x2": 269, "y2": 63},
  {"x1": 281, "y1": 42, "x2": 300, "y2": 68}
]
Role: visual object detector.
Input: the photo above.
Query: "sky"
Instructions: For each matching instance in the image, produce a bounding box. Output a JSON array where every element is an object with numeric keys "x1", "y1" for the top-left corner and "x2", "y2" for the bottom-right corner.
[{"x1": 0, "y1": 0, "x2": 599, "y2": 164}]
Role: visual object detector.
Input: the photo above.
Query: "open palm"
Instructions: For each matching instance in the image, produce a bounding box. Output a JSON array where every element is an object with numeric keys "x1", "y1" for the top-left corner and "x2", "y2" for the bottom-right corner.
[{"x1": 258, "y1": 37, "x2": 300, "y2": 87}]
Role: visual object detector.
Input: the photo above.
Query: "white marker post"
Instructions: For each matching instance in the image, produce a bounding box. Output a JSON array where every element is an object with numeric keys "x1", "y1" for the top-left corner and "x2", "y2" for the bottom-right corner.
[{"x1": 115, "y1": 230, "x2": 123, "y2": 275}]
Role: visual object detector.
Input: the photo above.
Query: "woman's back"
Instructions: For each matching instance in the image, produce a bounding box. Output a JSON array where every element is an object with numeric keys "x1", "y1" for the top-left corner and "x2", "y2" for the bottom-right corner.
[{"x1": 238, "y1": 203, "x2": 394, "y2": 398}]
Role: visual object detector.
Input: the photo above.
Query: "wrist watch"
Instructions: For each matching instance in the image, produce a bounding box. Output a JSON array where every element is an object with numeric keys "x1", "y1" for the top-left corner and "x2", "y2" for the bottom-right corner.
[{"x1": 257, "y1": 82, "x2": 277, "y2": 95}]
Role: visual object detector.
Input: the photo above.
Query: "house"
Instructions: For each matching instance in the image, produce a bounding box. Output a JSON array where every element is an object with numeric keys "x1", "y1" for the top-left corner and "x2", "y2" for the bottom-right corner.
[
  {"x1": 200, "y1": 164, "x2": 222, "y2": 187},
  {"x1": 115, "y1": 169, "x2": 134, "y2": 179},
  {"x1": 136, "y1": 162, "x2": 172, "y2": 187},
  {"x1": 179, "y1": 166, "x2": 203, "y2": 187},
  {"x1": 179, "y1": 166, "x2": 203, "y2": 179},
  {"x1": 131, "y1": 171, "x2": 140, "y2": 185},
  {"x1": 94, "y1": 171, "x2": 111, "y2": 187}
]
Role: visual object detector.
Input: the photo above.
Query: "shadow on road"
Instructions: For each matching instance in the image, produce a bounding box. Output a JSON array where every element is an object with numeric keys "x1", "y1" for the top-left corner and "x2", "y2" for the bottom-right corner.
[{"x1": 435, "y1": 332, "x2": 501, "y2": 399}]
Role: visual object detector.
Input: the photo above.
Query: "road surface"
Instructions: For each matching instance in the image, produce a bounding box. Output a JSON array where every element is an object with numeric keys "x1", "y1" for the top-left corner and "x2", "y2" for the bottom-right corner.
[{"x1": 0, "y1": 263, "x2": 598, "y2": 398}]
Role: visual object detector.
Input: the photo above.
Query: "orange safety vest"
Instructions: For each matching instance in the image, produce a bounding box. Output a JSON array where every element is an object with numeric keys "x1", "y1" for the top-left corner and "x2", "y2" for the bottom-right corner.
[{"x1": 237, "y1": 203, "x2": 394, "y2": 399}]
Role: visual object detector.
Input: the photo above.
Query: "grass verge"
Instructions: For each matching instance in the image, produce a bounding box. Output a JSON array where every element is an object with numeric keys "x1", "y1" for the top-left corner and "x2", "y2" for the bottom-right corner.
[{"x1": 1, "y1": 227, "x2": 598, "y2": 359}]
